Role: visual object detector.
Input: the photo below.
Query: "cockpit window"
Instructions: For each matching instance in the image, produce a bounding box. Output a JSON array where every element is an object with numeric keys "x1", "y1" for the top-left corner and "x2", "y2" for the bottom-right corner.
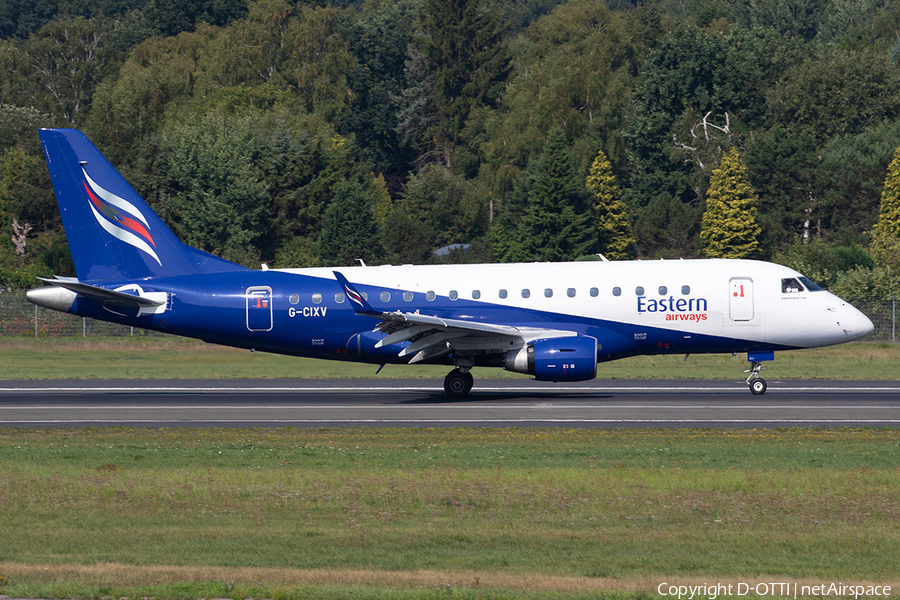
[
  {"x1": 781, "y1": 278, "x2": 804, "y2": 293},
  {"x1": 798, "y1": 276, "x2": 824, "y2": 291}
]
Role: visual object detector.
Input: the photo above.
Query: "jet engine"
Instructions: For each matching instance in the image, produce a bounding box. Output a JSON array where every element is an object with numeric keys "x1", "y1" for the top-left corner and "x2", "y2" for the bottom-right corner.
[{"x1": 504, "y1": 335, "x2": 598, "y2": 381}]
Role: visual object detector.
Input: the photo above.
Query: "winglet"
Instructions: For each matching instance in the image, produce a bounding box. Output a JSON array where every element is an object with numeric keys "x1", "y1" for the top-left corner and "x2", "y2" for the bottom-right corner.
[{"x1": 334, "y1": 271, "x2": 380, "y2": 316}]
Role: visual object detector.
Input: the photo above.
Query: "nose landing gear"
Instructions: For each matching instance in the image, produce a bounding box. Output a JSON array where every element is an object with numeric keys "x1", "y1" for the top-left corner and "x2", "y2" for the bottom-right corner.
[{"x1": 744, "y1": 351, "x2": 774, "y2": 395}]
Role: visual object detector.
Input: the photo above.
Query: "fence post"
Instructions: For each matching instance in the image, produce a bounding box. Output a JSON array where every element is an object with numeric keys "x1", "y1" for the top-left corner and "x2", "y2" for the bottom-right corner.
[
  {"x1": 34, "y1": 303, "x2": 37, "y2": 338},
  {"x1": 893, "y1": 295, "x2": 896, "y2": 343}
]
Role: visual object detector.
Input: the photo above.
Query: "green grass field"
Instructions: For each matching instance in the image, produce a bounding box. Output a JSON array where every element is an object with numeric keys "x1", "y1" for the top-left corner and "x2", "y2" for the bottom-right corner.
[
  {"x1": 0, "y1": 427, "x2": 898, "y2": 600},
  {"x1": 1, "y1": 336, "x2": 900, "y2": 380}
]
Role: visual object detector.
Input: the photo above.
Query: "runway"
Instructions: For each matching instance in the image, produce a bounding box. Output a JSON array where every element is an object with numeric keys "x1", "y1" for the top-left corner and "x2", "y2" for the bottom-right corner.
[{"x1": 1, "y1": 378, "x2": 899, "y2": 428}]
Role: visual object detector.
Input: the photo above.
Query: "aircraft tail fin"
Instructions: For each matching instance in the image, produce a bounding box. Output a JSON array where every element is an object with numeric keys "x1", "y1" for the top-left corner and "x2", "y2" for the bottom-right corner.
[
  {"x1": 39, "y1": 128, "x2": 246, "y2": 281},
  {"x1": 333, "y1": 271, "x2": 381, "y2": 316}
]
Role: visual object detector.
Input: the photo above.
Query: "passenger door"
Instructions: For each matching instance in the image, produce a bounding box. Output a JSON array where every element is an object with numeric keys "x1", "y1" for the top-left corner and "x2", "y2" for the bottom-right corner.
[
  {"x1": 729, "y1": 277, "x2": 754, "y2": 321},
  {"x1": 246, "y1": 286, "x2": 273, "y2": 331}
]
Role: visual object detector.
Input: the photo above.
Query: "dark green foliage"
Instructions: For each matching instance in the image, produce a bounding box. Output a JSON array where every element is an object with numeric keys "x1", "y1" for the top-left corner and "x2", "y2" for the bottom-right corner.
[
  {"x1": 153, "y1": 112, "x2": 270, "y2": 266},
  {"x1": 743, "y1": 125, "x2": 820, "y2": 255},
  {"x1": 17, "y1": 17, "x2": 116, "y2": 124},
  {"x1": 415, "y1": 0, "x2": 510, "y2": 167},
  {"x1": 381, "y1": 204, "x2": 435, "y2": 265},
  {"x1": 513, "y1": 129, "x2": 595, "y2": 262},
  {"x1": 0, "y1": 0, "x2": 57, "y2": 39},
  {"x1": 398, "y1": 164, "x2": 488, "y2": 251},
  {"x1": 818, "y1": 122, "x2": 900, "y2": 244},
  {"x1": 6, "y1": 0, "x2": 900, "y2": 274},
  {"x1": 144, "y1": 0, "x2": 247, "y2": 37},
  {"x1": 633, "y1": 193, "x2": 699, "y2": 258},
  {"x1": 318, "y1": 179, "x2": 384, "y2": 267},
  {"x1": 766, "y1": 47, "x2": 900, "y2": 142},
  {"x1": 338, "y1": 0, "x2": 417, "y2": 176}
]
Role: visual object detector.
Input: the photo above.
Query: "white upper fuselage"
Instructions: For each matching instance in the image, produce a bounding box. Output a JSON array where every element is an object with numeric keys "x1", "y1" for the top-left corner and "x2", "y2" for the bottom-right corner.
[{"x1": 281, "y1": 258, "x2": 873, "y2": 351}]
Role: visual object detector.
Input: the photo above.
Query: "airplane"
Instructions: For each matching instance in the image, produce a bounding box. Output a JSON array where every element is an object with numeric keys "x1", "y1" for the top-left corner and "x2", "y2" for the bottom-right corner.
[{"x1": 27, "y1": 128, "x2": 875, "y2": 396}]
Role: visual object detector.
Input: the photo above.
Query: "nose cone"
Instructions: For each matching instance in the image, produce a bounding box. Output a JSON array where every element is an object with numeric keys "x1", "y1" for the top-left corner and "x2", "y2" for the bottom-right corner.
[{"x1": 857, "y1": 310, "x2": 875, "y2": 339}]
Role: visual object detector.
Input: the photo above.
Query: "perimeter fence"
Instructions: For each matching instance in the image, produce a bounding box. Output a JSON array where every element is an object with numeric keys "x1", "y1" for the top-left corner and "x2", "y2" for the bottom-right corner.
[
  {"x1": 0, "y1": 291, "x2": 897, "y2": 341},
  {"x1": 0, "y1": 290, "x2": 165, "y2": 337}
]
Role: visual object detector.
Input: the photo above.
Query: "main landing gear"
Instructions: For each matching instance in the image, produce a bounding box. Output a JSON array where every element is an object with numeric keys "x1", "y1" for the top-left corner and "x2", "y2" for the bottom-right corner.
[{"x1": 443, "y1": 368, "x2": 474, "y2": 397}]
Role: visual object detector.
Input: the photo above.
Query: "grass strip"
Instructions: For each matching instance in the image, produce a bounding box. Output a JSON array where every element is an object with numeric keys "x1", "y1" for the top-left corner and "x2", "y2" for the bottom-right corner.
[
  {"x1": 1, "y1": 427, "x2": 898, "y2": 599},
  {"x1": 1, "y1": 337, "x2": 899, "y2": 380}
]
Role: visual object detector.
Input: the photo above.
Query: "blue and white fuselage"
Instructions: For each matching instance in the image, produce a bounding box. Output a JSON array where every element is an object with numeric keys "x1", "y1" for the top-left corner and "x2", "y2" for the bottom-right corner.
[{"x1": 28, "y1": 129, "x2": 874, "y2": 396}]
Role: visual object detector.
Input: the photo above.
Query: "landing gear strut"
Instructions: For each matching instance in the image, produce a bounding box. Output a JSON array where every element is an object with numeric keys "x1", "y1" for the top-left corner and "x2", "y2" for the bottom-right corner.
[
  {"x1": 443, "y1": 368, "x2": 474, "y2": 397},
  {"x1": 745, "y1": 361, "x2": 767, "y2": 395}
]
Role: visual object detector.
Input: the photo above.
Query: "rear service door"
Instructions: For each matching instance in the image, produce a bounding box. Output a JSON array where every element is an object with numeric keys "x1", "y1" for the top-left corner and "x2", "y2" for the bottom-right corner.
[
  {"x1": 246, "y1": 286, "x2": 273, "y2": 331},
  {"x1": 729, "y1": 277, "x2": 754, "y2": 321}
]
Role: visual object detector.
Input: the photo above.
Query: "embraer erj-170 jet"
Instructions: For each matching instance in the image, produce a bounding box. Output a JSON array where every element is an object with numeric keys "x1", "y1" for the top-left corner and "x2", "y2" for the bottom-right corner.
[{"x1": 29, "y1": 129, "x2": 874, "y2": 396}]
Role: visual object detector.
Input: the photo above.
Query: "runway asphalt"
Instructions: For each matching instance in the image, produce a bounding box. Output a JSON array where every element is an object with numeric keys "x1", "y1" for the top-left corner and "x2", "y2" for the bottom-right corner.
[{"x1": 1, "y1": 378, "x2": 899, "y2": 428}]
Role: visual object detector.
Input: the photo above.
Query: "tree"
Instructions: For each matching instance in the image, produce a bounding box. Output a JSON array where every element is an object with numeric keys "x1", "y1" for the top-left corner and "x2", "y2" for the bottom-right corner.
[
  {"x1": 515, "y1": 129, "x2": 594, "y2": 262},
  {"x1": 20, "y1": 17, "x2": 113, "y2": 124},
  {"x1": 339, "y1": 0, "x2": 417, "y2": 177},
  {"x1": 870, "y1": 147, "x2": 900, "y2": 270},
  {"x1": 480, "y1": 0, "x2": 644, "y2": 199},
  {"x1": 318, "y1": 180, "x2": 384, "y2": 267},
  {"x1": 414, "y1": 0, "x2": 510, "y2": 167},
  {"x1": 817, "y1": 120, "x2": 900, "y2": 245},
  {"x1": 700, "y1": 147, "x2": 760, "y2": 259},
  {"x1": 401, "y1": 164, "x2": 487, "y2": 250},
  {"x1": 766, "y1": 47, "x2": 900, "y2": 143},
  {"x1": 587, "y1": 148, "x2": 633, "y2": 260},
  {"x1": 743, "y1": 125, "x2": 819, "y2": 256},
  {"x1": 155, "y1": 112, "x2": 270, "y2": 266}
]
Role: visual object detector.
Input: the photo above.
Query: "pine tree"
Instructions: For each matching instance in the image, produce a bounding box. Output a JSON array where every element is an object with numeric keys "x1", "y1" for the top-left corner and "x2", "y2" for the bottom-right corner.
[
  {"x1": 416, "y1": 0, "x2": 510, "y2": 165},
  {"x1": 318, "y1": 180, "x2": 385, "y2": 267},
  {"x1": 517, "y1": 130, "x2": 594, "y2": 262},
  {"x1": 869, "y1": 147, "x2": 900, "y2": 270},
  {"x1": 700, "y1": 147, "x2": 761, "y2": 259},
  {"x1": 587, "y1": 149, "x2": 634, "y2": 260}
]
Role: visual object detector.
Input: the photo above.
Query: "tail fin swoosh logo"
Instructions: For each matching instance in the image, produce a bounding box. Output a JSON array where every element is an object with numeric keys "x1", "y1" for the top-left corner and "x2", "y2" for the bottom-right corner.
[
  {"x1": 83, "y1": 168, "x2": 161, "y2": 265},
  {"x1": 345, "y1": 285, "x2": 365, "y2": 307}
]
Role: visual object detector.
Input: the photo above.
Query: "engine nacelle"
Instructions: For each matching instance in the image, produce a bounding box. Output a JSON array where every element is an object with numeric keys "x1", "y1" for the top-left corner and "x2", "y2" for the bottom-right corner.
[{"x1": 505, "y1": 335, "x2": 598, "y2": 382}]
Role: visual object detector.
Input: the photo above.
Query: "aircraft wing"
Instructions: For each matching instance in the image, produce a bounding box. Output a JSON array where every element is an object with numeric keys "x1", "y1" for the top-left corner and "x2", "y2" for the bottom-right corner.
[{"x1": 334, "y1": 271, "x2": 576, "y2": 364}]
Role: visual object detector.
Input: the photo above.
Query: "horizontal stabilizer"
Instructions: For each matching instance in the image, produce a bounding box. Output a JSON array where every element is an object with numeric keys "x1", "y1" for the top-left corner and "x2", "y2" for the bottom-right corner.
[{"x1": 37, "y1": 277, "x2": 164, "y2": 307}]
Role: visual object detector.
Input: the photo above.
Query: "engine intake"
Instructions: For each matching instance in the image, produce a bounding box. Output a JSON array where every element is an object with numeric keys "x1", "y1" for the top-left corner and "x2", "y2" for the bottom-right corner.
[{"x1": 505, "y1": 335, "x2": 598, "y2": 381}]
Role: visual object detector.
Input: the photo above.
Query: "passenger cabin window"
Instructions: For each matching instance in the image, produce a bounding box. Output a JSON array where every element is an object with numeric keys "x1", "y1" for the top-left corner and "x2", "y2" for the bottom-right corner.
[
  {"x1": 635, "y1": 286, "x2": 644, "y2": 296},
  {"x1": 312, "y1": 293, "x2": 322, "y2": 304},
  {"x1": 403, "y1": 291, "x2": 413, "y2": 301},
  {"x1": 612, "y1": 287, "x2": 621, "y2": 297},
  {"x1": 472, "y1": 290, "x2": 481, "y2": 299},
  {"x1": 426, "y1": 291, "x2": 436, "y2": 301},
  {"x1": 449, "y1": 290, "x2": 459, "y2": 300},
  {"x1": 682, "y1": 285, "x2": 690, "y2": 295},
  {"x1": 658, "y1": 286, "x2": 667, "y2": 295},
  {"x1": 567, "y1": 288, "x2": 576, "y2": 298},
  {"x1": 522, "y1": 288, "x2": 531, "y2": 298},
  {"x1": 334, "y1": 293, "x2": 345, "y2": 304},
  {"x1": 781, "y1": 278, "x2": 804, "y2": 293},
  {"x1": 499, "y1": 289, "x2": 508, "y2": 299},
  {"x1": 590, "y1": 287, "x2": 599, "y2": 297},
  {"x1": 380, "y1": 291, "x2": 390, "y2": 302},
  {"x1": 544, "y1": 288, "x2": 553, "y2": 298},
  {"x1": 289, "y1": 294, "x2": 299, "y2": 305}
]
